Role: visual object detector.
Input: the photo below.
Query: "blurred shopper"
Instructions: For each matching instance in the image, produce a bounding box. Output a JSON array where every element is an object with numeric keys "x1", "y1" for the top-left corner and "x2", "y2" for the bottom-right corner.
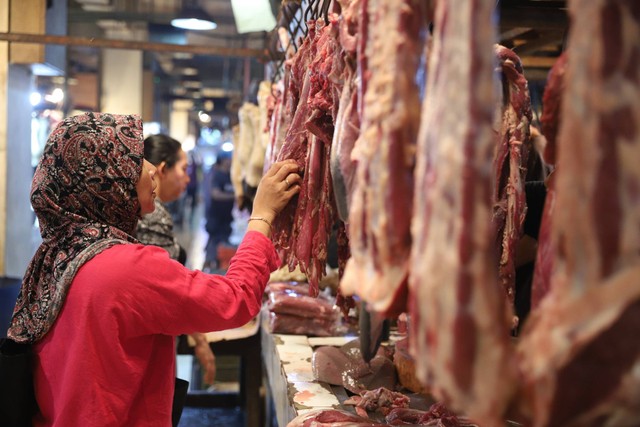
[
  {"x1": 203, "y1": 152, "x2": 235, "y2": 271},
  {"x1": 136, "y1": 134, "x2": 216, "y2": 386}
]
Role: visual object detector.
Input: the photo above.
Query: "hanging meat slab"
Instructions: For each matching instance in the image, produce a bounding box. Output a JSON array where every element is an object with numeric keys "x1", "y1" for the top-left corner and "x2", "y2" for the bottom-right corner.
[
  {"x1": 408, "y1": 0, "x2": 517, "y2": 425},
  {"x1": 339, "y1": 0, "x2": 426, "y2": 317},
  {"x1": 492, "y1": 45, "x2": 532, "y2": 313},
  {"x1": 530, "y1": 53, "x2": 567, "y2": 310},
  {"x1": 516, "y1": 1, "x2": 640, "y2": 425},
  {"x1": 272, "y1": 17, "x2": 345, "y2": 296}
]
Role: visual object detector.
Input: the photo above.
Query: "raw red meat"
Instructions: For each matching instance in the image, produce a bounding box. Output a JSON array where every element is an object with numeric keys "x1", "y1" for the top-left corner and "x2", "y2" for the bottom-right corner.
[
  {"x1": 516, "y1": 1, "x2": 640, "y2": 425},
  {"x1": 530, "y1": 54, "x2": 567, "y2": 309},
  {"x1": 272, "y1": 17, "x2": 343, "y2": 296},
  {"x1": 340, "y1": 0, "x2": 427, "y2": 317},
  {"x1": 492, "y1": 44, "x2": 532, "y2": 310},
  {"x1": 408, "y1": 1, "x2": 516, "y2": 426}
]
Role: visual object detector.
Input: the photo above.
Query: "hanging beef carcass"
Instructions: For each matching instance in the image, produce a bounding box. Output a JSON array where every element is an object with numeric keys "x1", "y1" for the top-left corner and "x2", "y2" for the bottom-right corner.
[
  {"x1": 516, "y1": 1, "x2": 640, "y2": 426},
  {"x1": 272, "y1": 17, "x2": 345, "y2": 296},
  {"x1": 330, "y1": 0, "x2": 361, "y2": 222},
  {"x1": 530, "y1": 52, "x2": 567, "y2": 310},
  {"x1": 492, "y1": 45, "x2": 532, "y2": 315},
  {"x1": 408, "y1": 0, "x2": 517, "y2": 425},
  {"x1": 339, "y1": 0, "x2": 427, "y2": 317}
]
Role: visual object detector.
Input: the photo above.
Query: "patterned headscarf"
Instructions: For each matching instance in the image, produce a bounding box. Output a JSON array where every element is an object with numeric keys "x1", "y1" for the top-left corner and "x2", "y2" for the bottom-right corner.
[{"x1": 8, "y1": 112, "x2": 144, "y2": 343}]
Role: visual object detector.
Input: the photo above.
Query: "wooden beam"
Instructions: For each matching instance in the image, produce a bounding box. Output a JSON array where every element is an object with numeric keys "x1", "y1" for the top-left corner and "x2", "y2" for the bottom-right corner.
[
  {"x1": 0, "y1": 32, "x2": 264, "y2": 58},
  {"x1": 523, "y1": 68, "x2": 553, "y2": 81},
  {"x1": 520, "y1": 56, "x2": 558, "y2": 68},
  {"x1": 500, "y1": 6, "x2": 568, "y2": 31},
  {"x1": 513, "y1": 31, "x2": 565, "y2": 56},
  {"x1": 500, "y1": 27, "x2": 533, "y2": 42}
]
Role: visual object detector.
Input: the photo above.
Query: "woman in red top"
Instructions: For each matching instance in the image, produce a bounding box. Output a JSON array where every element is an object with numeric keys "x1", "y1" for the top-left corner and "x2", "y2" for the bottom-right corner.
[{"x1": 7, "y1": 112, "x2": 301, "y2": 427}]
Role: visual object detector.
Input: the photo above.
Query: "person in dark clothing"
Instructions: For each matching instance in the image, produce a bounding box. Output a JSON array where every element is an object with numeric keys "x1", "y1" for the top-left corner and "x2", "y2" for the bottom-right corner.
[
  {"x1": 203, "y1": 153, "x2": 235, "y2": 271},
  {"x1": 513, "y1": 180, "x2": 548, "y2": 334}
]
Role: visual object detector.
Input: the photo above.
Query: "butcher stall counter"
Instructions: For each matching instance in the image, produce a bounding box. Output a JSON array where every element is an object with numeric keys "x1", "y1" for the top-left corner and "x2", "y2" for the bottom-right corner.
[
  {"x1": 260, "y1": 308, "x2": 416, "y2": 426},
  {"x1": 260, "y1": 307, "x2": 361, "y2": 426}
]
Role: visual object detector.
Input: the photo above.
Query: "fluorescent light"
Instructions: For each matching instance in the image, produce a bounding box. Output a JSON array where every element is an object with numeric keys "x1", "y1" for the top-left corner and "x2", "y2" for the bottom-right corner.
[
  {"x1": 171, "y1": 2, "x2": 217, "y2": 31},
  {"x1": 171, "y1": 18, "x2": 217, "y2": 31},
  {"x1": 30, "y1": 92, "x2": 42, "y2": 106},
  {"x1": 221, "y1": 142, "x2": 234, "y2": 152}
]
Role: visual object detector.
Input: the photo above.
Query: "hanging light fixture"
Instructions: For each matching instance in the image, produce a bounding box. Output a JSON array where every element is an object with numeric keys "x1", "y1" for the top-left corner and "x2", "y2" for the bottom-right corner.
[{"x1": 171, "y1": 0, "x2": 217, "y2": 31}]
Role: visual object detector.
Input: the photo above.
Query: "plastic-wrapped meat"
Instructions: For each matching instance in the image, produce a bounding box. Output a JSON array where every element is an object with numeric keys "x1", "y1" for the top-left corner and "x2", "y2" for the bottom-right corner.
[
  {"x1": 516, "y1": 1, "x2": 640, "y2": 426},
  {"x1": 264, "y1": 281, "x2": 310, "y2": 296},
  {"x1": 267, "y1": 291, "x2": 339, "y2": 319},
  {"x1": 340, "y1": 0, "x2": 426, "y2": 317},
  {"x1": 492, "y1": 45, "x2": 532, "y2": 310},
  {"x1": 268, "y1": 312, "x2": 338, "y2": 337},
  {"x1": 408, "y1": 0, "x2": 516, "y2": 426}
]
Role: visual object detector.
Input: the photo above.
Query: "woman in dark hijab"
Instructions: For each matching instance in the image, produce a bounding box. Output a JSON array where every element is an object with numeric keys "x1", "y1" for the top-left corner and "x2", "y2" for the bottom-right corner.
[{"x1": 7, "y1": 112, "x2": 301, "y2": 426}]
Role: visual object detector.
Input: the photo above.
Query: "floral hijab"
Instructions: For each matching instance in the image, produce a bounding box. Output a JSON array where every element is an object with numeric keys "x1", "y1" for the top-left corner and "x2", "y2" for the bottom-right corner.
[{"x1": 8, "y1": 112, "x2": 144, "y2": 343}]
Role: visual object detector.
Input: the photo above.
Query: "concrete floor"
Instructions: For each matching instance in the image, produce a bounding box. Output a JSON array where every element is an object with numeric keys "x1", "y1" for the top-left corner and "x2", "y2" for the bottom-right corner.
[{"x1": 179, "y1": 407, "x2": 244, "y2": 427}]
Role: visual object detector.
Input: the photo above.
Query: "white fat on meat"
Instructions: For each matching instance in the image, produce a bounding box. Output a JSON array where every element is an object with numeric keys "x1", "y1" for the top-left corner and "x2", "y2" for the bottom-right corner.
[
  {"x1": 516, "y1": 0, "x2": 640, "y2": 425},
  {"x1": 408, "y1": 0, "x2": 516, "y2": 426},
  {"x1": 340, "y1": 0, "x2": 425, "y2": 316}
]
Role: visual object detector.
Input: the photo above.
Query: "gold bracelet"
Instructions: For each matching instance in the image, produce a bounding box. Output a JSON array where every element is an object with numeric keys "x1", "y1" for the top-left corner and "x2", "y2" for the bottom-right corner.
[{"x1": 248, "y1": 216, "x2": 272, "y2": 228}]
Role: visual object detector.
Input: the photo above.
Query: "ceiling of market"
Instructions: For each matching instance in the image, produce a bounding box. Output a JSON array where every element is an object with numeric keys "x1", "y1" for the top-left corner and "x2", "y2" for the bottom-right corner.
[
  {"x1": 37, "y1": 0, "x2": 568, "y2": 125},
  {"x1": 63, "y1": 0, "x2": 279, "y2": 122}
]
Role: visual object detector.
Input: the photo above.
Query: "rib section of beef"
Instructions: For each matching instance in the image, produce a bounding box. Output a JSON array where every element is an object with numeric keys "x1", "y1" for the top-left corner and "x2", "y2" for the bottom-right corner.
[
  {"x1": 340, "y1": 0, "x2": 426, "y2": 317},
  {"x1": 408, "y1": 1, "x2": 516, "y2": 425},
  {"x1": 516, "y1": 1, "x2": 640, "y2": 425}
]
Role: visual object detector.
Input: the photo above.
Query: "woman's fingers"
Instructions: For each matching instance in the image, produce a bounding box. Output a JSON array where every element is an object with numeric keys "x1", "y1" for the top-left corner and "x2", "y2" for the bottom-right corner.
[
  {"x1": 272, "y1": 160, "x2": 301, "y2": 181},
  {"x1": 283, "y1": 172, "x2": 301, "y2": 188}
]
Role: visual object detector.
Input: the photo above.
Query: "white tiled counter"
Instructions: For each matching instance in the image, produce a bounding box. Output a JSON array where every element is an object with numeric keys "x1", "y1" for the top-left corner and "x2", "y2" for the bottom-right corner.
[{"x1": 260, "y1": 309, "x2": 342, "y2": 427}]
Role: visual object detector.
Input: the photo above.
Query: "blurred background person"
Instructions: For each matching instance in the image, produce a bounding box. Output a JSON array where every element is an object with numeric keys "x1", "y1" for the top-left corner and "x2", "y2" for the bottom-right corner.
[
  {"x1": 203, "y1": 152, "x2": 235, "y2": 272},
  {"x1": 183, "y1": 149, "x2": 203, "y2": 228},
  {"x1": 137, "y1": 134, "x2": 216, "y2": 386}
]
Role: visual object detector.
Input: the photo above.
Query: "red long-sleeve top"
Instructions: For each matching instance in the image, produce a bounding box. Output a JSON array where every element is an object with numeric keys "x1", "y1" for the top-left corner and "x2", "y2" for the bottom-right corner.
[{"x1": 32, "y1": 231, "x2": 278, "y2": 427}]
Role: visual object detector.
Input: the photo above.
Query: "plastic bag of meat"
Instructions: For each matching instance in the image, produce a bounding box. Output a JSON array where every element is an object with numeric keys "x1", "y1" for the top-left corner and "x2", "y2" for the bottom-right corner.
[
  {"x1": 265, "y1": 281, "x2": 311, "y2": 296},
  {"x1": 268, "y1": 312, "x2": 342, "y2": 337},
  {"x1": 267, "y1": 291, "x2": 340, "y2": 319}
]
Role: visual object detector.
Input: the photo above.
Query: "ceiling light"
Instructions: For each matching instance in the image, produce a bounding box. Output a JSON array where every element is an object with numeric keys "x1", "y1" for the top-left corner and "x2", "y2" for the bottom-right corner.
[
  {"x1": 171, "y1": 0, "x2": 217, "y2": 31},
  {"x1": 198, "y1": 111, "x2": 211, "y2": 123},
  {"x1": 30, "y1": 92, "x2": 42, "y2": 106},
  {"x1": 178, "y1": 67, "x2": 199, "y2": 76}
]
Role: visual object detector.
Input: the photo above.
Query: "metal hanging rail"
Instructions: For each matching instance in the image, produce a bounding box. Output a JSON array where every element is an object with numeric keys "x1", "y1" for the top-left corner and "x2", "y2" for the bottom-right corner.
[{"x1": 0, "y1": 32, "x2": 264, "y2": 58}]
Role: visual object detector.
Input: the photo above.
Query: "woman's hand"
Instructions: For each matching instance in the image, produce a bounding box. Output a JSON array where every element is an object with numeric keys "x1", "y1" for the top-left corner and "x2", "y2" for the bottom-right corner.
[
  {"x1": 192, "y1": 333, "x2": 216, "y2": 386},
  {"x1": 248, "y1": 160, "x2": 301, "y2": 236}
]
